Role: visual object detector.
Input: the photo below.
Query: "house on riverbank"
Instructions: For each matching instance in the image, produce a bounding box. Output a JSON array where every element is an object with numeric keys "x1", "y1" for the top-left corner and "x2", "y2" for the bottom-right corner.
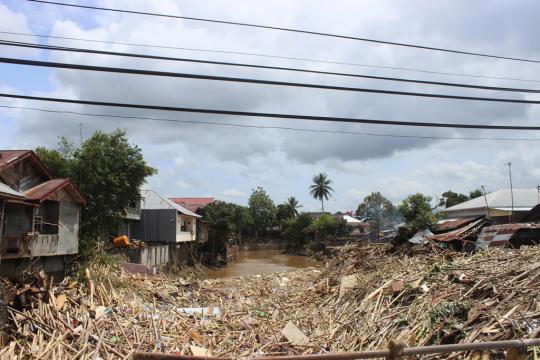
[{"x1": 0, "y1": 150, "x2": 85, "y2": 277}]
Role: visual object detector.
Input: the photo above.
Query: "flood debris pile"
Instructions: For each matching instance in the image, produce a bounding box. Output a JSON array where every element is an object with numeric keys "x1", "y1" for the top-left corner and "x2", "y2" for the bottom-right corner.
[{"x1": 2, "y1": 244, "x2": 540, "y2": 358}]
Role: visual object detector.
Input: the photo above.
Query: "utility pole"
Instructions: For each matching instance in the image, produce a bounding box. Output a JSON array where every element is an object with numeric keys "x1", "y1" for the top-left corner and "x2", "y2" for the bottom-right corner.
[
  {"x1": 506, "y1": 162, "x2": 514, "y2": 223},
  {"x1": 481, "y1": 185, "x2": 490, "y2": 218},
  {"x1": 537, "y1": 185, "x2": 540, "y2": 205}
]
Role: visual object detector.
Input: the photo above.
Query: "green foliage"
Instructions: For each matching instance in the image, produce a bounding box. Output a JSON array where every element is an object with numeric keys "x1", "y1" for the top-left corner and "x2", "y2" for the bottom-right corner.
[
  {"x1": 438, "y1": 190, "x2": 469, "y2": 208},
  {"x1": 356, "y1": 192, "x2": 397, "y2": 234},
  {"x1": 248, "y1": 187, "x2": 276, "y2": 238},
  {"x1": 438, "y1": 189, "x2": 484, "y2": 208},
  {"x1": 281, "y1": 213, "x2": 313, "y2": 252},
  {"x1": 36, "y1": 129, "x2": 157, "y2": 254},
  {"x1": 304, "y1": 214, "x2": 350, "y2": 241},
  {"x1": 204, "y1": 201, "x2": 252, "y2": 241},
  {"x1": 469, "y1": 188, "x2": 483, "y2": 199},
  {"x1": 398, "y1": 193, "x2": 438, "y2": 232},
  {"x1": 277, "y1": 196, "x2": 302, "y2": 222},
  {"x1": 309, "y1": 172, "x2": 334, "y2": 212},
  {"x1": 35, "y1": 137, "x2": 77, "y2": 178}
]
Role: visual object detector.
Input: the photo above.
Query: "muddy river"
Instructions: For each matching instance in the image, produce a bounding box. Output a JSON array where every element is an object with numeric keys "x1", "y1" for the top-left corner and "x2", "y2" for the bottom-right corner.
[{"x1": 204, "y1": 249, "x2": 321, "y2": 279}]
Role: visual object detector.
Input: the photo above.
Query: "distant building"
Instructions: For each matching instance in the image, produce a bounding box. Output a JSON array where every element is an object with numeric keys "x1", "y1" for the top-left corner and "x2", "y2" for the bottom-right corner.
[
  {"x1": 133, "y1": 190, "x2": 201, "y2": 243},
  {"x1": 0, "y1": 150, "x2": 85, "y2": 277},
  {"x1": 443, "y1": 189, "x2": 540, "y2": 223}
]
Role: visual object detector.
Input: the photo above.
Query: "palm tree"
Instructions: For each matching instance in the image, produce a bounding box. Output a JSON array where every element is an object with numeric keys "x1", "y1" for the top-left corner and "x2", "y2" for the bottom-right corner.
[
  {"x1": 283, "y1": 196, "x2": 302, "y2": 218},
  {"x1": 309, "y1": 172, "x2": 334, "y2": 212}
]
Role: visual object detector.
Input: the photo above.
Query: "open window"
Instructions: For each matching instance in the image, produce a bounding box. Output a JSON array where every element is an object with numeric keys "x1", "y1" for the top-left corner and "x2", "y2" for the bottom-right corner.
[{"x1": 33, "y1": 201, "x2": 60, "y2": 235}]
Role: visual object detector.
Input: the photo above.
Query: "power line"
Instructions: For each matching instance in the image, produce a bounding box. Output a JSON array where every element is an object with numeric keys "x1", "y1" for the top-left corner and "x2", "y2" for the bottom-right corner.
[
  {"x1": 26, "y1": 0, "x2": 540, "y2": 64},
  {"x1": 2, "y1": 104, "x2": 539, "y2": 142},
  {"x1": 2, "y1": 40, "x2": 540, "y2": 94},
  {"x1": 1, "y1": 92, "x2": 540, "y2": 130},
  {"x1": 3, "y1": 31, "x2": 539, "y2": 84},
  {"x1": 3, "y1": 56, "x2": 540, "y2": 104}
]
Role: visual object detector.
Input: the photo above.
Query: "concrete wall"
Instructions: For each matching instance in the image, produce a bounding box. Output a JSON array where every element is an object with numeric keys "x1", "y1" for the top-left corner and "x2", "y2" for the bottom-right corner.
[
  {"x1": 4, "y1": 204, "x2": 31, "y2": 236},
  {"x1": 0, "y1": 255, "x2": 66, "y2": 280},
  {"x1": 176, "y1": 214, "x2": 196, "y2": 242},
  {"x1": 123, "y1": 244, "x2": 169, "y2": 267},
  {"x1": 58, "y1": 200, "x2": 79, "y2": 254}
]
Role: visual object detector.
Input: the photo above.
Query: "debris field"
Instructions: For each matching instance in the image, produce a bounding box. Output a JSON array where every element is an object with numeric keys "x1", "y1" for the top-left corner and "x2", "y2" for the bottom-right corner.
[{"x1": 2, "y1": 244, "x2": 540, "y2": 359}]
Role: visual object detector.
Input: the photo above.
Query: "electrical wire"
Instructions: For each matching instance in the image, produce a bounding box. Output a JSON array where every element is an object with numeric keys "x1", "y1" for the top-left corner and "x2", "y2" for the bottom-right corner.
[
  {"x1": 26, "y1": 0, "x2": 540, "y2": 64},
  {"x1": 2, "y1": 104, "x2": 539, "y2": 141},
  {"x1": 1, "y1": 92, "x2": 539, "y2": 130},
  {"x1": 2, "y1": 40, "x2": 540, "y2": 93},
  {"x1": 3, "y1": 30, "x2": 539, "y2": 84},
  {"x1": 2, "y1": 57, "x2": 540, "y2": 104}
]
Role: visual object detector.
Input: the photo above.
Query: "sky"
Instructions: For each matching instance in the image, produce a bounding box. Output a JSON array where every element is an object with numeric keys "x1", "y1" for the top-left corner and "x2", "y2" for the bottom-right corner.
[{"x1": 1, "y1": 0, "x2": 540, "y2": 212}]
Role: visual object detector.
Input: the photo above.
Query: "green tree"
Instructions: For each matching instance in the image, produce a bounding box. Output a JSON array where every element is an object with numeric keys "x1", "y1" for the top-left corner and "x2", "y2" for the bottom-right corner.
[
  {"x1": 469, "y1": 188, "x2": 483, "y2": 199},
  {"x1": 309, "y1": 173, "x2": 334, "y2": 212},
  {"x1": 303, "y1": 214, "x2": 350, "y2": 252},
  {"x1": 35, "y1": 137, "x2": 77, "y2": 178},
  {"x1": 281, "y1": 213, "x2": 313, "y2": 252},
  {"x1": 248, "y1": 187, "x2": 277, "y2": 239},
  {"x1": 438, "y1": 190, "x2": 469, "y2": 208},
  {"x1": 36, "y1": 129, "x2": 157, "y2": 252},
  {"x1": 283, "y1": 196, "x2": 301, "y2": 219},
  {"x1": 231, "y1": 204, "x2": 253, "y2": 243},
  {"x1": 398, "y1": 193, "x2": 438, "y2": 232},
  {"x1": 356, "y1": 192, "x2": 396, "y2": 237}
]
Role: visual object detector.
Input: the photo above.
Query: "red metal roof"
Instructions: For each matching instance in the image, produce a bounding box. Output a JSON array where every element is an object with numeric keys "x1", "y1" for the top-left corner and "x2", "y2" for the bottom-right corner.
[
  {"x1": 169, "y1": 197, "x2": 214, "y2": 212},
  {"x1": 0, "y1": 150, "x2": 53, "y2": 179},
  {"x1": 24, "y1": 179, "x2": 85, "y2": 204}
]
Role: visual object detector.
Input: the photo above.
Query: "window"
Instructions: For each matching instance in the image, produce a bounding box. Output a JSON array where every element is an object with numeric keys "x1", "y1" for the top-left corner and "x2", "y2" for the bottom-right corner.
[{"x1": 33, "y1": 208, "x2": 43, "y2": 233}]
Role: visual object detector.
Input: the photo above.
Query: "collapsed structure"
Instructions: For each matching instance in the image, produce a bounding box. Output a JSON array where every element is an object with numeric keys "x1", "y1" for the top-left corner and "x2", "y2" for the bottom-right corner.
[
  {"x1": 0, "y1": 150, "x2": 85, "y2": 277},
  {"x1": 402, "y1": 189, "x2": 540, "y2": 251}
]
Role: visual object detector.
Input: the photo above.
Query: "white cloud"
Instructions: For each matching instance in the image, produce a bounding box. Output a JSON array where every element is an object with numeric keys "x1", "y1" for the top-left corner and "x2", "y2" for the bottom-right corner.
[
  {"x1": 221, "y1": 189, "x2": 246, "y2": 198},
  {"x1": 2, "y1": 0, "x2": 540, "y2": 212}
]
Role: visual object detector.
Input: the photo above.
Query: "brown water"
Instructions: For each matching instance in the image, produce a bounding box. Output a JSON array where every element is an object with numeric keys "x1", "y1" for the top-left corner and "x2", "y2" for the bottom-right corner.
[{"x1": 204, "y1": 249, "x2": 321, "y2": 279}]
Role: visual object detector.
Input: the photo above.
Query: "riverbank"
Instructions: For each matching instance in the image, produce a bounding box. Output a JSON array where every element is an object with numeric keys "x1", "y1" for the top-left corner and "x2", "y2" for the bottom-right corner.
[{"x1": 3, "y1": 244, "x2": 540, "y2": 358}]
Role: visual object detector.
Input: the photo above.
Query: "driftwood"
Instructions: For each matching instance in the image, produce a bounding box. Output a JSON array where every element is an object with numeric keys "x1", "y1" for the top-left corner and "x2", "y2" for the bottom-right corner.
[{"x1": 1, "y1": 244, "x2": 540, "y2": 359}]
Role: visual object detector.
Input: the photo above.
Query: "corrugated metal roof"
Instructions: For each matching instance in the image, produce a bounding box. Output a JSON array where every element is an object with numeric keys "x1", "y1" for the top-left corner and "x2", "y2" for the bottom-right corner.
[
  {"x1": 0, "y1": 182, "x2": 24, "y2": 199},
  {"x1": 434, "y1": 216, "x2": 483, "y2": 232},
  {"x1": 0, "y1": 150, "x2": 53, "y2": 179},
  {"x1": 141, "y1": 190, "x2": 201, "y2": 218},
  {"x1": 429, "y1": 218, "x2": 487, "y2": 243},
  {"x1": 476, "y1": 223, "x2": 540, "y2": 247},
  {"x1": 444, "y1": 189, "x2": 539, "y2": 213},
  {"x1": 24, "y1": 179, "x2": 85, "y2": 204}
]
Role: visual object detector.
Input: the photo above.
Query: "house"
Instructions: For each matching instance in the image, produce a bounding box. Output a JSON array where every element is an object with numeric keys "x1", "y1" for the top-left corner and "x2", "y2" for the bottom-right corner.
[
  {"x1": 442, "y1": 189, "x2": 539, "y2": 223},
  {"x1": 169, "y1": 197, "x2": 213, "y2": 243},
  {"x1": 0, "y1": 150, "x2": 85, "y2": 278},
  {"x1": 133, "y1": 190, "x2": 201, "y2": 243}
]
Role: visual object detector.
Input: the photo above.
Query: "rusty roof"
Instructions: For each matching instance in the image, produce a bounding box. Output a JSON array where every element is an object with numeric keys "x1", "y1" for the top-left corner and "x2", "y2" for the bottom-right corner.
[
  {"x1": 0, "y1": 150, "x2": 53, "y2": 179},
  {"x1": 24, "y1": 179, "x2": 85, "y2": 204},
  {"x1": 429, "y1": 218, "x2": 487, "y2": 243},
  {"x1": 434, "y1": 216, "x2": 484, "y2": 233},
  {"x1": 476, "y1": 223, "x2": 540, "y2": 247}
]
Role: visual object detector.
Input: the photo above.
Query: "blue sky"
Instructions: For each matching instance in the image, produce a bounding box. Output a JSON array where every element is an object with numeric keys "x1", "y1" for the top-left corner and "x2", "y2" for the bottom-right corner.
[{"x1": 2, "y1": 0, "x2": 540, "y2": 212}]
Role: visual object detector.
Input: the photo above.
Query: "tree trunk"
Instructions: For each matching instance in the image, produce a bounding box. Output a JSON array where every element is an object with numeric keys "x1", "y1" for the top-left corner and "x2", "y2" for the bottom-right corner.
[{"x1": 321, "y1": 198, "x2": 325, "y2": 213}]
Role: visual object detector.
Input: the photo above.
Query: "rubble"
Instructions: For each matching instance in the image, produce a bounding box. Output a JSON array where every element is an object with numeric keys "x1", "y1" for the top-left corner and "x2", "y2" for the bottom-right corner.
[{"x1": 1, "y1": 243, "x2": 540, "y2": 358}]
